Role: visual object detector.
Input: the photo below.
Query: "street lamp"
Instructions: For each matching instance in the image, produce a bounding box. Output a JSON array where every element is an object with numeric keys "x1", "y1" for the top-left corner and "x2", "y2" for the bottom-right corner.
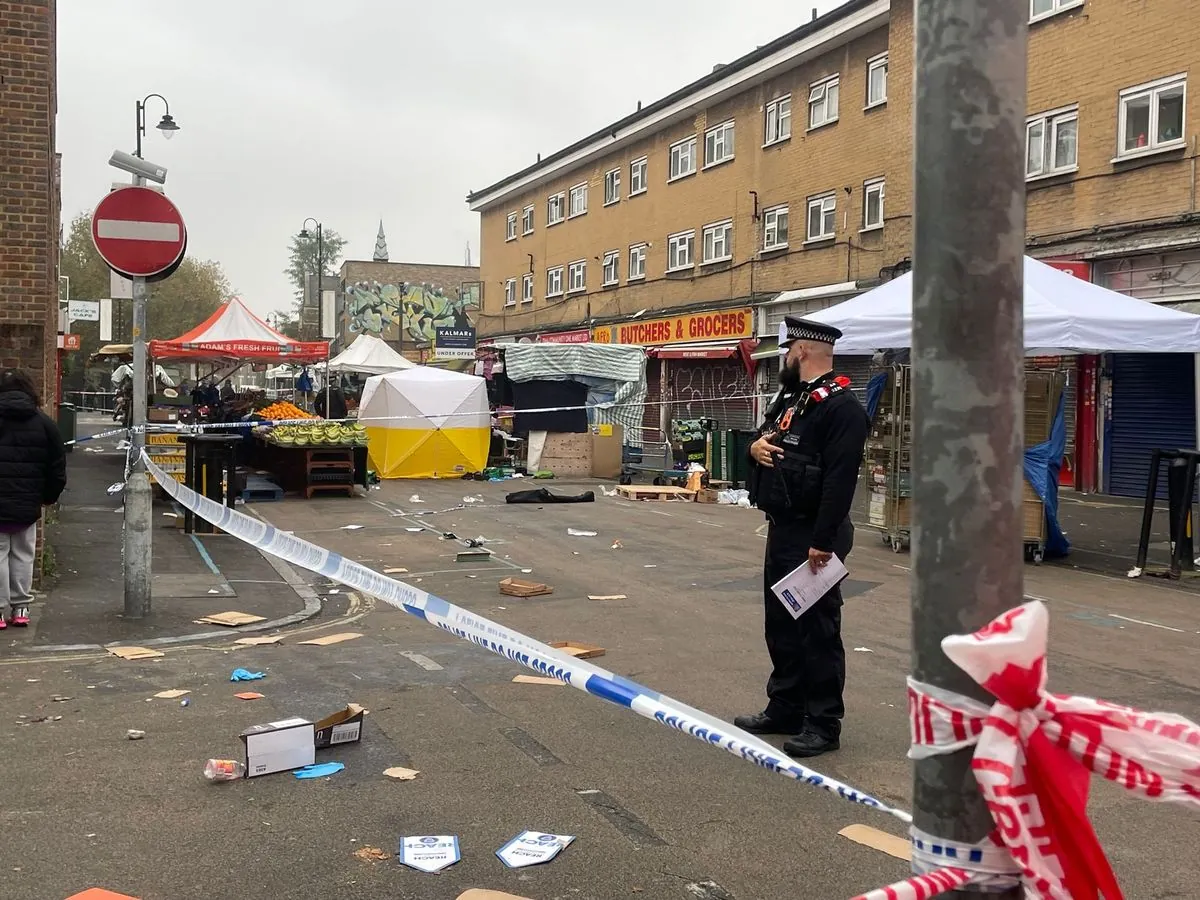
[
  {"x1": 300, "y1": 218, "x2": 332, "y2": 417},
  {"x1": 135, "y1": 93, "x2": 179, "y2": 159}
]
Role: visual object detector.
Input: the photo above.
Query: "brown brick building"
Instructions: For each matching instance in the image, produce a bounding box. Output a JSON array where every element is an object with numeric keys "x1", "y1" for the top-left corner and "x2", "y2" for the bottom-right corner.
[
  {"x1": 0, "y1": 0, "x2": 59, "y2": 401},
  {"x1": 468, "y1": 0, "x2": 1200, "y2": 493}
]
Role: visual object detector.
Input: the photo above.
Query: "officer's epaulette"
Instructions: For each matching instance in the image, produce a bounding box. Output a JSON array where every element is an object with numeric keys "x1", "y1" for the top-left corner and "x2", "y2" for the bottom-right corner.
[{"x1": 810, "y1": 375, "x2": 851, "y2": 403}]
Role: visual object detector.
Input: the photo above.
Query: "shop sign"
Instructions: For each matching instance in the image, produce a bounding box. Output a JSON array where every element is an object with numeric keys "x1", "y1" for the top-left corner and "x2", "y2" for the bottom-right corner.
[
  {"x1": 594, "y1": 307, "x2": 753, "y2": 346},
  {"x1": 434, "y1": 326, "x2": 476, "y2": 360},
  {"x1": 57, "y1": 334, "x2": 81, "y2": 351},
  {"x1": 1044, "y1": 259, "x2": 1090, "y2": 280},
  {"x1": 537, "y1": 329, "x2": 591, "y2": 344}
]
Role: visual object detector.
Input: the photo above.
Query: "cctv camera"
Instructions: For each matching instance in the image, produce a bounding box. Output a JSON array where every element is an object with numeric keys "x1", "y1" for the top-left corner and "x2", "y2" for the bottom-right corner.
[{"x1": 108, "y1": 149, "x2": 168, "y2": 185}]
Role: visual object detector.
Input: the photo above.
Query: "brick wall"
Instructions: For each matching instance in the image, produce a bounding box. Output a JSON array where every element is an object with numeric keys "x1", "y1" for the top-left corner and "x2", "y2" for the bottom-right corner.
[
  {"x1": 0, "y1": 0, "x2": 58, "y2": 399},
  {"x1": 341, "y1": 260, "x2": 480, "y2": 296}
]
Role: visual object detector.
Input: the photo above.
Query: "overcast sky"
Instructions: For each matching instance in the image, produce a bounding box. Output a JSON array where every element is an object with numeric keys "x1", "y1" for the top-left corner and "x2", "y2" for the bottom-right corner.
[{"x1": 58, "y1": 0, "x2": 847, "y2": 319}]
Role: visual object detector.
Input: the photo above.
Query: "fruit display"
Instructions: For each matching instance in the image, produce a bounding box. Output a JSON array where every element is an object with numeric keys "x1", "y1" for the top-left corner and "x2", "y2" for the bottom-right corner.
[
  {"x1": 265, "y1": 422, "x2": 368, "y2": 447},
  {"x1": 257, "y1": 401, "x2": 316, "y2": 420}
]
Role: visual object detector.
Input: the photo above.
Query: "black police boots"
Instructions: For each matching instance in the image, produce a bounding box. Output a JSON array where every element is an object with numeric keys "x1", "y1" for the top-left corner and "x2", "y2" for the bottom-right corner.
[
  {"x1": 732, "y1": 712, "x2": 803, "y2": 735},
  {"x1": 782, "y1": 730, "x2": 840, "y2": 758}
]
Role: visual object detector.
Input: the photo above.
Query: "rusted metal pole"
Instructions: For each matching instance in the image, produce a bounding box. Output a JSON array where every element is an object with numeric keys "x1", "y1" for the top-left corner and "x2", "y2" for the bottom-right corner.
[{"x1": 911, "y1": 1, "x2": 1027, "y2": 896}]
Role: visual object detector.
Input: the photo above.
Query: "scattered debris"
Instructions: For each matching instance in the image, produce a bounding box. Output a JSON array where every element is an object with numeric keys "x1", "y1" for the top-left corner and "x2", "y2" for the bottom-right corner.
[
  {"x1": 464, "y1": 495, "x2": 484, "y2": 503},
  {"x1": 456, "y1": 891, "x2": 534, "y2": 900},
  {"x1": 644, "y1": 564, "x2": 657, "y2": 568},
  {"x1": 512, "y1": 675, "x2": 564, "y2": 687},
  {"x1": 315, "y1": 704, "x2": 366, "y2": 747},
  {"x1": 616, "y1": 484, "x2": 695, "y2": 502},
  {"x1": 853, "y1": 647, "x2": 875, "y2": 653},
  {"x1": 383, "y1": 567, "x2": 408, "y2": 574},
  {"x1": 242, "y1": 718, "x2": 314, "y2": 777},
  {"x1": 610, "y1": 539, "x2": 623, "y2": 550},
  {"x1": 235, "y1": 692, "x2": 265, "y2": 701},
  {"x1": 588, "y1": 594, "x2": 627, "y2": 602},
  {"x1": 340, "y1": 524, "x2": 364, "y2": 531},
  {"x1": 153, "y1": 689, "x2": 190, "y2": 700},
  {"x1": 162, "y1": 512, "x2": 179, "y2": 518},
  {"x1": 549, "y1": 640, "x2": 606, "y2": 659},
  {"x1": 456, "y1": 549, "x2": 492, "y2": 562},
  {"x1": 398, "y1": 835, "x2": 461, "y2": 873},
  {"x1": 443, "y1": 531, "x2": 459, "y2": 540},
  {"x1": 299, "y1": 632, "x2": 362, "y2": 647},
  {"x1": 383, "y1": 766, "x2": 420, "y2": 781},
  {"x1": 195, "y1": 611, "x2": 266, "y2": 627},
  {"x1": 354, "y1": 846, "x2": 391, "y2": 862},
  {"x1": 126, "y1": 729, "x2": 146, "y2": 741},
  {"x1": 496, "y1": 831, "x2": 576, "y2": 869},
  {"x1": 408, "y1": 495, "x2": 425, "y2": 503},
  {"x1": 520, "y1": 568, "x2": 533, "y2": 574},
  {"x1": 1127, "y1": 566, "x2": 1143, "y2": 578},
  {"x1": 294, "y1": 761, "x2": 344, "y2": 779},
  {"x1": 837, "y1": 824, "x2": 910, "y2": 861},
  {"x1": 107, "y1": 646, "x2": 164, "y2": 661},
  {"x1": 567, "y1": 528, "x2": 597, "y2": 537},
  {"x1": 206, "y1": 588, "x2": 220, "y2": 594},
  {"x1": 598, "y1": 485, "x2": 618, "y2": 497},
  {"x1": 499, "y1": 577, "x2": 553, "y2": 598},
  {"x1": 234, "y1": 635, "x2": 284, "y2": 646},
  {"x1": 52, "y1": 695, "x2": 73, "y2": 702},
  {"x1": 406, "y1": 527, "x2": 423, "y2": 533},
  {"x1": 106, "y1": 482, "x2": 125, "y2": 494},
  {"x1": 230, "y1": 668, "x2": 266, "y2": 682}
]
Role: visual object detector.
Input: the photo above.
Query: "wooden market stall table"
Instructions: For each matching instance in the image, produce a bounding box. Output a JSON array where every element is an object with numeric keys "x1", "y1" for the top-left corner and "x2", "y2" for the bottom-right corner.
[{"x1": 247, "y1": 436, "x2": 368, "y2": 498}]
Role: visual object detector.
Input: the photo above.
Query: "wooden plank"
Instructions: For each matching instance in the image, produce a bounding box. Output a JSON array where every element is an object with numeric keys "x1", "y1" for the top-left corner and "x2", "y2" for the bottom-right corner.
[{"x1": 615, "y1": 484, "x2": 696, "y2": 502}]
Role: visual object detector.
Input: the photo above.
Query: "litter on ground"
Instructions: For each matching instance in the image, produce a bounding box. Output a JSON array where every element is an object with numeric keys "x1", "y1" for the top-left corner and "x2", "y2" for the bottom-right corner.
[
  {"x1": 153, "y1": 689, "x2": 189, "y2": 699},
  {"x1": 234, "y1": 635, "x2": 284, "y2": 646},
  {"x1": 107, "y1": 646, "x2": 164, "y2": 661},
  {"x1": 294, "y1": 762, "x2": 344, "y2": 779},
  {"x1": 567, "y1": 528, "x2": 597, "y2": 537},
  {"x1": 383, "y1": 766, "x2": 420, "y2": 780},
  {"x1": 340, "y1": 524, "x2": 364, "y2": 530},
  {"x1": 234, "y1": 691, "x2": 265, "y2": 700},
  {"x1": 195, "y1": 611, "x2": 266, "y2": 627},
  {"x1": 230, "y1": 668, "x2": 266, "y2": 682},
  {"x1": 299, "y1": 632, "x2": 363, "y2": 646}
]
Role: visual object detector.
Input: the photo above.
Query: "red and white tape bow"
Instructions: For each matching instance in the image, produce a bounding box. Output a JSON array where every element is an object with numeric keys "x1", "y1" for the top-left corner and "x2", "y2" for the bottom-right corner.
[{"x1": 858, "y1": 601, "x2": 1200, "y2": 900}]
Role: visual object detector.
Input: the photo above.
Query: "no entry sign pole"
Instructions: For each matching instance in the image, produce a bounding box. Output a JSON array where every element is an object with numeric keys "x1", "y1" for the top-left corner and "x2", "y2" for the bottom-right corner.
[{"x1": 127, "y1": 267, "x2": 152, "y2": 618}]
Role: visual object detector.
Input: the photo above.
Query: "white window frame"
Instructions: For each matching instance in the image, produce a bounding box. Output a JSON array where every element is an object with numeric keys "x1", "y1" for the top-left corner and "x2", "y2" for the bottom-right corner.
[
  {"x1": 1029, "y1": 0, "x2": 1083, "y2": 24},
  {"x1": 505, "y1": 212, "x2": 517, "y2": 242},
  {"x1": 762, "y1": 205, "x2": 789, "y2": 252},
  {"x1": 701, "y1": 220, "x2": 733, "y2": 265},
  {"x1": 1025, "y1": 105, "x2": 1079, "y2": 179},
  {"x1": 604, "y1": 168, "x2": 621, "y2": 206},
  {"x1": 628, "y1": 243, "x2": 647, "y2": 281},
  {"x1": 1116, "y1": 74, "x2": 1187, "y2": 160},
  {"x1": 602, "y1": 250, "x2": 620, "y2": 286},
  {"x1": 668, "y1": 135, "x2": 697, "y2": 182},
  {"x1": 521, "y1": 205, "x2": 534, "y2": 235},
  {"x1": 703, "y1": 120, "x2": 735, "y2": 168},
  {"x1": 566, "y1": 259, "x2": 586, "y2": 294},
  {"x1": 547, "y1": 192, "x2": 565, "y2": 226},
  {"x1": 568, "y1": 182, "x2": 588, "y2": 218},
  {"x1": 667, "y1": 230, "x2": 695, "y2": 272},
  {"x1": 808, "y1": 75, "x2": 840, "y2": 130},
  {"x1": 866, "y1": 53, "x2": 888, "y2": 108},
  {"x1": 629, "y1": 157, "x2": 648, "y2": 196},
  {"x1": 546, "y1": 265, "x2": 564, "y2": 299},
  {"x1": 521, "y1": 272, "x2": 533, "y2": 304},
  {"x1": 806, "y1": 193, "x2": 837, "y2": 242},
  {"x1": 862, "y1": 179, "x2": 885, "y2": 231},
  {"x1": 764, "y1": 95, "x2": 792, "y2": 146},
  {"x1": 504, "y1": 278, "x2": 517, "y2": 307}
]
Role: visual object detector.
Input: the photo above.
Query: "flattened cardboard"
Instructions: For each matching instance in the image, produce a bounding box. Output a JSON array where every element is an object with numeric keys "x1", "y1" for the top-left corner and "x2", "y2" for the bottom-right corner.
[
  {"x1": 152, "y1": 689, "x2": 189, "y2": 699},
  {"x1": 107, "y1": 646, "x2": 165, "y2": 660},
  {"x1": 240, "y1": 716, "x2": 315, "y2": 777},
  {"x1": 587, "y1": 594, "x2": 627, "y2": 601},
  {"x1": 512, "y1": 675, "x2": 565, "y2": 686},
  {"x1": 383, "y1": 567, "x2": 408, "y2": 574},
  {"x1": 456, "y1": 892, "x2": 534, "y2": 900},
  {"x1": 234, "y1": 635, "x2": 284, "y2": 646},
  {"x1": 299, "y1": 632, "x2": 362, "y2": 646},
  {"x1": 314, "y1": 703, "x2": 366, "y2": 748},
  {"x1": 194, "y1": 611, "x2": 267, "y2": 627},
  {"x1": 499, "y1": 577, "x2": 553, "y2": 598},
  {"x1": 234, "y1": 691, "x2": 265, "y2": 700},
  {"x1": 383, "y1": 766, "x2": 420, "y2": 780},
  {"x1": 549, "y1": 640, "x2": 606, "y2": 659},
  {"x1": 838, "y1": 824, "x2": 911, "y2": 861}
]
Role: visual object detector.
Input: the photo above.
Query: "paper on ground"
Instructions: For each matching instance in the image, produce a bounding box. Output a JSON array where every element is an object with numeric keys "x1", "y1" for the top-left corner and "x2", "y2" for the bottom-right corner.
[
  {"x1": 235, "y1": 635, "x2": 284, "y2": 646},
  {"x1": 383, "y1": 766, "x2": 420, "y2": 780},
  {"x1": 770, "y1": 554, "x2": 849, "y2": 619},
  {"x1": 588, "y1": 594, "x2": 627, "y2": 601},
  {"x1": 456, "y1": 892, "x2": 534, "y2": 900},
  {"x1": 234, "y1": 691, "x2": 265, "y2": 700},
  {"x1": 194, "y1": 610, "x2": 266, "y2": 627},
  {"x1": 567, "y1": 528, "x2": 597, "y2": 537},
  {"x1": 837, "y1": 824, "x2": 910, "y2": 861},
  {"x1": 512, "y1": 675, "x2": 565, "y2": 686},
  {"x1": 341, "y1": 524, "x2": 364, "y2": 530},
  {"x1": 299, "y1": 632, "x2": 363, "y2": 646},
  {"x1": 153, "y1": 689, "x2": 189, "y2": 699},
  {"x1": 107, "y1": 646, "x2": 164, "y2": 660},
  {"x1": 383, "y1": 567, "x2": 408, "y2": 574}
]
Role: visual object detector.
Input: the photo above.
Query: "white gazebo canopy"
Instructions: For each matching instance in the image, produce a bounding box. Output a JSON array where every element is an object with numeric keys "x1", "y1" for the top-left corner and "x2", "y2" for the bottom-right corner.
[
  {"x1": 804, "y1": 256, "x2": 1200, "y2": 355},
  {"x1": 324, "y1": 334, "x2": 415, "y2": 375}
]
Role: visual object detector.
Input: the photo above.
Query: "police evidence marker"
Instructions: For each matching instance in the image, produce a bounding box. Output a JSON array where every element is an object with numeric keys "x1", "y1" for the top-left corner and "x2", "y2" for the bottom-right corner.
[{"x1": 91, "y1": 185, "x2": 187, "y2": 279}]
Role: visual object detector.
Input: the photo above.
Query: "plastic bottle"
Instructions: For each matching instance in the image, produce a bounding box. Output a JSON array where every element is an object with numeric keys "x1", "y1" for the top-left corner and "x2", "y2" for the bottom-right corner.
[{"x1": 203, "y1": 759, "x2": 246, "y2": 782}]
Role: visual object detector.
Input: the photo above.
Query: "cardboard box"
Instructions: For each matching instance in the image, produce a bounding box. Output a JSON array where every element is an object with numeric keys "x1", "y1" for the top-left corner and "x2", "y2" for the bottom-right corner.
[
  {"x1": 694, "y1": 488, "x2": 719, "y2": 503},
  {"x1": 549, "y1": 640, "x2": 606, "y2": 659},
  {"x1": 314, "y1": 704, "x2": 366, "y2": 749},
  {"x1": 590, "y1": 423, "x2": 624, "y2": 479},
  {"x1": 240, "y1": 716, "x2": 315, "y2": 777},
  {"x1": 147, "y1": 408, "x2": 180, "y2": 423},
  {"x1": 499, "y1": 577, "x2": 553, "y2": 598}
]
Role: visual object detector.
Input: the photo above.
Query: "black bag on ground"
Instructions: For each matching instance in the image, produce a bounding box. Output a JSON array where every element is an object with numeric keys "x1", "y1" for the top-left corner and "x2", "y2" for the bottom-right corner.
[{"x1": 505, "y1": 488, "x2": 595, "y2": 504}]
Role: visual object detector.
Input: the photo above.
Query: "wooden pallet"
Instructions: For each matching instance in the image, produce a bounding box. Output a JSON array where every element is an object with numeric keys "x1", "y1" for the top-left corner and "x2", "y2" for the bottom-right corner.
[
  {"x1": 615, "y1": 484, "x2": 696, "y2": 502},
  {"x1": 499, "y1": 577, "x2": 553, "y2": 598}
]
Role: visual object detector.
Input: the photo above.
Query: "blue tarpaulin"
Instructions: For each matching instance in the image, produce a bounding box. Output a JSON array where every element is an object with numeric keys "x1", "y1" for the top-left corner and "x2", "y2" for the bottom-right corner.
[
  {"x1": 865, "y1": 372, "x2": 888, "y2": 421},
  {"x1": 1023, "y1": 390, "x2": 1070, "y2": 558}
]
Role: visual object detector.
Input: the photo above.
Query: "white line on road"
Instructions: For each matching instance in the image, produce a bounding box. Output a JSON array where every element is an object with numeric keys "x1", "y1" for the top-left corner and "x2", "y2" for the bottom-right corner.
[
  {"x1": 400, "y1": 650, "x2": 444, "y2": 671},
  {"x1": 96, "y1": 219, "x2": 180, "y2": 242},
  {"x1": 1108, "y1": 613, "x2": 1186, "y2": 633}
]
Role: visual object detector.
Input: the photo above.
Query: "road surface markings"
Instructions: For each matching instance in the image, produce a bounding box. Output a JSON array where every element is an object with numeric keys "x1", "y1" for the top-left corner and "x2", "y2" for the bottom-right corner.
[
  {"x1": 1108, "y1": 613, "x2": 1186, "y2": 633},
  {"x1": 500, "y1": 726, "x2": 562, "y2": 766},
  {"x1": 399, "y1": 650, "x2": 444, "y2": 671},
  {"x1": 575, "y1": 788, "x2": 666, "y2": 847}
]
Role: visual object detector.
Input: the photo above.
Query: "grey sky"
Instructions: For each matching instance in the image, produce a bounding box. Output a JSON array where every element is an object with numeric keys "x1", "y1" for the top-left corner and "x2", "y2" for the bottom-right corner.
[{"x1": 58, "y1": 1, "x2": 847, "y2": 320}]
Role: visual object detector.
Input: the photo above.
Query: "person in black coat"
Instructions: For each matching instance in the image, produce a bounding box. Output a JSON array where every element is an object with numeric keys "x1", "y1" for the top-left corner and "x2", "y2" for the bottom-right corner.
[
  {"x1": 734, "y1": 318, "x2": 869, "y2": 758},
  {"x1": 0, "y1": 369, "x2": 66, "y2": 629}
]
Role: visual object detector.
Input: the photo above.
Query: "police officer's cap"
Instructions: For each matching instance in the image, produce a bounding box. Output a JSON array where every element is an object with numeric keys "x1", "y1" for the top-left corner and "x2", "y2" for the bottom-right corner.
[{"x1": 780, "y1": 316, "x2": 842, "y2": 348}]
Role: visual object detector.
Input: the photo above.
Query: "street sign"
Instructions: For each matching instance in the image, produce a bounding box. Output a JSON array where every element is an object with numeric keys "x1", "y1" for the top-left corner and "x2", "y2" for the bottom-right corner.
[
  {"x1": 57, "y1": 334, "x2": 81, "y2": 350},
  {"x1": 91, "y1": 186, "x2": 187, "y2": 279},
  {"x1": 68, "y1": 299, "x2": 100, "y2": 321}
]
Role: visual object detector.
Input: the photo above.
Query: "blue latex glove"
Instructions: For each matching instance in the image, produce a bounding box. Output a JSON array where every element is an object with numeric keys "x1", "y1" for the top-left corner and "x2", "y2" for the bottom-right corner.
[
  {"x1": 294, "y1": 762, "x2": 344, "y2": 779},
  {"x1": 230, "y1": 668, "x2": 266, "y2": 682}
]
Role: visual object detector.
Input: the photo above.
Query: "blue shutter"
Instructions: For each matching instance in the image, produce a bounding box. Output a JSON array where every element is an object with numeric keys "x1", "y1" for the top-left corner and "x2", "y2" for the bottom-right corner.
[{"x1": 1106, "y1": 353, "x2": 1196, "y2": 498}]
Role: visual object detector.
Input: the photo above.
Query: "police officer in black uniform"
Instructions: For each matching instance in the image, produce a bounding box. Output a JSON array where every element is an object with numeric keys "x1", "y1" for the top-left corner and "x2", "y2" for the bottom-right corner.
[{"x1": 734, "y1": 317, "x2": 869, "y2": 758}]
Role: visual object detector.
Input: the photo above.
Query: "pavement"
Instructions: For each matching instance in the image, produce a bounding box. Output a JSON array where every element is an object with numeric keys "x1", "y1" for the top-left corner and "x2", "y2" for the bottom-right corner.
[{"x1": 2, "y1": 438, "x2": 1198, "y2": 900}]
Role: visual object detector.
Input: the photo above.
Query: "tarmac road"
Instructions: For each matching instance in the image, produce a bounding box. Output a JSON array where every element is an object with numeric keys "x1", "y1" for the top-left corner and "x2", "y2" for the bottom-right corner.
[{"x1": 3, "y1": 475, "x2": 1198, "y2": 900}]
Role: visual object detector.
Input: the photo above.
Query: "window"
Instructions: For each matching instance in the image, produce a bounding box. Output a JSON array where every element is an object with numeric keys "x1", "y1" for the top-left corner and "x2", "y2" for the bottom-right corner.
[
  {"x1": 702, "y1": 220, "x2": 733, "y2": 264},
  {"x1": 505, "y1": 213, "x2": 517, "y2": 242},
  {"x1": 763, "y1": 205, "x2": 789, "y2": 251},
  {"x1": 604, "y1": 168, "x2": 620, "y2": 205},
  {"x1": 764, "y1": 95, "x2": 792, "y2": 145},
  {"x1": 704, "y1": 121, "x2": 735, "y2": 167},
  {"x1": 630, "y1": 157, "x2": 648, "y2": 195},
  {"x1": 521, "y1": 205, "x2": 534, "y2": 235},
  {"x1": 568, "y1": 182, "x2": 588, "y2": 218},
  {"x1": 867, "y1": 54, "x2": 888, "y2": 107},
  {"x1": 546, "y1": 265, "x2": 564, "y2": 298},
  {"x1": 602, "y1": 250, "x2": 619, "y2": 286},
  {"x1": 806, "y1": 193, "x2": 836, "y2": 241},
  {"x1": 1118, "y1": 75, "x2": 1186, "y2": 158},
  {"x1": 667, "y1": 230, "x2": 695, "y2": 272},
  {"x1": 567, "y1": 260, "x2": 586, "y2": 294},
  {"x1": 669, "y1": 135, "x2": 697, "y2": 181},
  {"x1": 863, "y1": 179, "x2": 885, "y2": 230},
  {"x1": 628, "y1": 243, "x2": 647, "y2": 280},
  {"x1": 809, "y1": 75, "x2": 840, "y2": 129},
  {"x1": 547, "y1": 192, "x2": 565, "y2": 226},
  {"x1": 1026, "y1": 106, "x2": 1078, "y2": 178},
  {"x1": 521, "y1": 273, "x2": 533, "y2": 303},
  {"x1": 504, "y1": 278, "x2": 517, "y2": 307},
  {"x1": 1030, "y1": 0, "x2": 1083, "y2": 22}
]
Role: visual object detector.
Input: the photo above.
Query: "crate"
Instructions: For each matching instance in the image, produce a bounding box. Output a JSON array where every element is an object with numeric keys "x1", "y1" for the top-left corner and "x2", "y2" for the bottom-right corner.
[
  {"x1": 241, "y1": 476, "x2": 283, "y2": 503},
  {"x1": 615, "y1": 484, "x2": 695, "y2": 501}
]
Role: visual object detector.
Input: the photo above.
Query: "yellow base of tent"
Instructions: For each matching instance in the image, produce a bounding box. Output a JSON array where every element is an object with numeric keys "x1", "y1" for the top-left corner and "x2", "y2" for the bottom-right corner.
[{"x1": 366, "y1": 426, "x2": 489, "y2": 479}]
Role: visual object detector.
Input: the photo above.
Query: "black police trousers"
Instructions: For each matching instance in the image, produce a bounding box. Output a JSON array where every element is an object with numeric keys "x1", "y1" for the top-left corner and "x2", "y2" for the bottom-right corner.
[{"x1": 762, "y1": 515, "x2": 852, "y2": 739}]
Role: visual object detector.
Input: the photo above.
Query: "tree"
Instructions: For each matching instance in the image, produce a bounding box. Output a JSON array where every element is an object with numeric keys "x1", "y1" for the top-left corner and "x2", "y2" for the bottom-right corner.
[{"x1": 283, "y1": 226, "x2": 347, "y2": 310}]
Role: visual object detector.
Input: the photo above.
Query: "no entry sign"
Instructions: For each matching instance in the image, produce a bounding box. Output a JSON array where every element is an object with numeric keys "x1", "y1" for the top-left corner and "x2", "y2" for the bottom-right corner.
[{"x1": 91, "y1": 186, "x2": 187, "y2": 279}]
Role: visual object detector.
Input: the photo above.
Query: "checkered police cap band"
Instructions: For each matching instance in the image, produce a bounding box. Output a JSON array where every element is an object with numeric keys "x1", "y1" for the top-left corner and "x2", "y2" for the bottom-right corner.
[{"x1": 786, "y1": 324, "x2": 836, "y2": 344}]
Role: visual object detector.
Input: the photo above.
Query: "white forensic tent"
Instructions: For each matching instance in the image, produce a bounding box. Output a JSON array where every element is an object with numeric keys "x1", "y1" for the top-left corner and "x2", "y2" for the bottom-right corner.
[
  {"x1": 325, "y1": 334, "x2": 415, "y2": 375},
  {"x1": 804, "y1": 256, "x2": 1200, "y2": 354},
  {"x1": 358, "y1": 367, "x2": 489, "y2": 478}
]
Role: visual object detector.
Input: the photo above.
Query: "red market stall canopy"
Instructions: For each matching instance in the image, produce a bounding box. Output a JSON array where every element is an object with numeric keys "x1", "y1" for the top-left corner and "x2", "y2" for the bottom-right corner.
[{"x1": 149, "y1": 298, "x2": 329, "y2": 363}]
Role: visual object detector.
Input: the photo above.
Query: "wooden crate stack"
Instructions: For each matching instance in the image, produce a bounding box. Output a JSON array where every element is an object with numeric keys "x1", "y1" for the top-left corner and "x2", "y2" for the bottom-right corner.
[{"x1": 1021, "y1": 370, "x2": 1065, "y2": 546}]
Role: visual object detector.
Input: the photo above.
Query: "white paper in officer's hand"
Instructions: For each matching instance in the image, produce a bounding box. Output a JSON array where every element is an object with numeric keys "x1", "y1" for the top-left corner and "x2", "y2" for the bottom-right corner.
[{"x1": 771, "y1": 554, "x2": 849, "y2": 619}]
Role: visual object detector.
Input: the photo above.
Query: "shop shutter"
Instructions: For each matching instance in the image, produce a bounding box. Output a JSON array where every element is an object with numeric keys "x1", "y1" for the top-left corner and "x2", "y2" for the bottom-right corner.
[
  {"x1": 668, "y1": 358, "x2": 757, "y2": 432},
  {"x1": 1107, "y1": 353, "x2": 1196, "y2": 498},
  {"x1": 642, "y1": 360, "x2": 664, "y2": 459},
  {"x1": 1062, "y1": 363, "x2": 1077, "y2": 461},
  {"x1": 834, "y1": 355, "x2": 873, "y2": 406}
]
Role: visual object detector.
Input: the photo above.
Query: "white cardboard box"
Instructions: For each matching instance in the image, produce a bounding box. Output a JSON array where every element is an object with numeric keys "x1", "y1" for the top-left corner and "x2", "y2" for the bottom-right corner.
[{"x1": 240, "y1": 716, "x2": 315, "y2": 777}]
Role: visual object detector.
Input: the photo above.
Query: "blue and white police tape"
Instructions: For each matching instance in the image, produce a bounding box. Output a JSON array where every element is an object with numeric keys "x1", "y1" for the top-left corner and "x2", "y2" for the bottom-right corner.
[
  {"x1": 65, "y1": 426, "x2": 131, "y2": 447},
  {"x1": 143, "y1": 449, "x2": 910, "y2": 824}
]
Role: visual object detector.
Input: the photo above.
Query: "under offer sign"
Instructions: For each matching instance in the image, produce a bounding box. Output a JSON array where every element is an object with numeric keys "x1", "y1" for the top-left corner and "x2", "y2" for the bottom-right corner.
[{"x1": 91, "y1": 186, "x2": 187, "y2": 280}]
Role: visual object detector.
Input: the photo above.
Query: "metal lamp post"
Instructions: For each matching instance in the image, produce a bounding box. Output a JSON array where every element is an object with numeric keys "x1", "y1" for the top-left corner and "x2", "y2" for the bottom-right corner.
[{"x1": 300, "y1": 218, "x2": 331, "y2": 417}]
